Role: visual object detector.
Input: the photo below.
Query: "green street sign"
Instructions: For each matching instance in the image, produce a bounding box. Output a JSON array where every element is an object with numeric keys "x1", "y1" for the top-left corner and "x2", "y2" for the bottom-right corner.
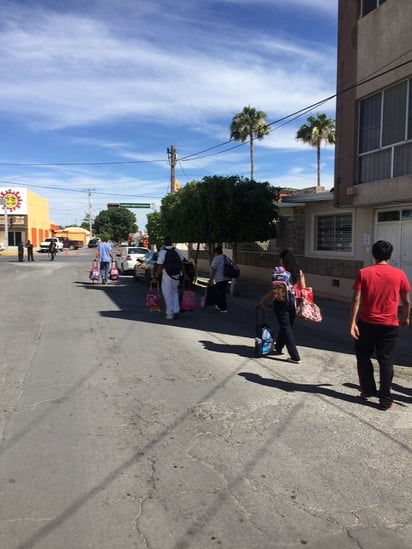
[{"x1": 119, "y1": 203, "x2": 151, "y2": 208}]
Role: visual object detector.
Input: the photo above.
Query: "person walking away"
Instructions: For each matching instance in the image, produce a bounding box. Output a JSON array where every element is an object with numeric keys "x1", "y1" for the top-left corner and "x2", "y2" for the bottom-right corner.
[
  {"x1": 18, "y1": 241, "x2": 24, "y2": 262},
  {"x1": 153, "y1": 236, "x2": 187, "y2": 320},
  {"x1": 259, "y1": 249, "x2": 306, "y2": 364},
  {"x1": 350, "y1": 240, "x2": 410, "y2": 410},
  {"x1": 26, "y1": 240, "x2": 35, "y2": 261},
  {"x1": 48, "y1": 240, "x2": 57, "y2": 260},
  {"x1": 96, "y1": 238, "x2": 113, "y2": 284},
  {"x1": 209, "y1": 245, "x2": 231, "y2": 313}
]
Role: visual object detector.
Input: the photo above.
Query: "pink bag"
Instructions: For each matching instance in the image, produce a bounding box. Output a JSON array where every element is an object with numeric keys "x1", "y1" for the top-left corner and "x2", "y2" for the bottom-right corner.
[
  {"x1": 146, "y1": 282, "x2": 161, "y2": 312},
  {"x1": 296, "y1": 296, "x2": 322, "y2": 322},
  {"x1": 181, "y1": 283, "x2": 196, "y2": 312}
]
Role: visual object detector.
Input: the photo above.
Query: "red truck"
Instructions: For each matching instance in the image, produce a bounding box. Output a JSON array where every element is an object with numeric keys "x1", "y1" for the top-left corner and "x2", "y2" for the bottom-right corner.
[{"x1": 59, "y1": 237, "x2": 84, "y2": 250}]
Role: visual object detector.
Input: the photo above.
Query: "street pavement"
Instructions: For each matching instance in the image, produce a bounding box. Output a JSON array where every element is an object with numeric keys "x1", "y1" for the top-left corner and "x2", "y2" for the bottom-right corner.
[{"x1": 0, "y1": 252, "x2": 411, "y2": 548}]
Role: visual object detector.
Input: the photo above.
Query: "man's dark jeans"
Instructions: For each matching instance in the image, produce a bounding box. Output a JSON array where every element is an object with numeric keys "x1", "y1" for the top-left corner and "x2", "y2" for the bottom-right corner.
[{"x1": 355, "y1": 320, "x2": 398, "y2": 407}]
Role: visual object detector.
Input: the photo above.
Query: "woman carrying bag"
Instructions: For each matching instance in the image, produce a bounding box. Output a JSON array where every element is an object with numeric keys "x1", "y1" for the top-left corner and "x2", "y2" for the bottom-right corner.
[{"x1": 259, "y1": 249, "x2": 306, "y2": 364}]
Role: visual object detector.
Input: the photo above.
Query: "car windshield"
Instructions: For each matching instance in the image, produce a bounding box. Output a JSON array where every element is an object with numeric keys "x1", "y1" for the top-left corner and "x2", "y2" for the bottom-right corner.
[{"x1": 127, "y1": 247, "x2": 148, "y2": 254}]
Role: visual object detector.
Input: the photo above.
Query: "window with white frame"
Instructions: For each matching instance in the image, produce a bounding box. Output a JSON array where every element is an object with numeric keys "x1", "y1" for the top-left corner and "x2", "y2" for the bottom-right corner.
[
  {"x1": 361, "y1": 0, "x2": 386, "y2": 17},
  {"x1": 358, "y1": 79, "x2": 412, "y2": 183},
  {"x1": 315, "y1": 214, "x2": 353, "y2": 252}
]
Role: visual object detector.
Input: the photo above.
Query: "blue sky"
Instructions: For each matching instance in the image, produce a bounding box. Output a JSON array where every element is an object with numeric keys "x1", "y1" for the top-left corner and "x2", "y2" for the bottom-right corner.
[{"x1": 0, "y1": 0, "x2": 338, "y2": 230}]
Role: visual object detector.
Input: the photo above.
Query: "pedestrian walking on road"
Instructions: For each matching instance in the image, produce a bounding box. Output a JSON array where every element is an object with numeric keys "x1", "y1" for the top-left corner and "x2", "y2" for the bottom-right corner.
[
  {"x1": 209, "y1": 245, "x2": 231, "y2": 313},
  {"x1": 48, "y1": 240, "x2": 57, "y2": 261},
  {"x1": 259, "y1": 249, "x2": 306, "y2": 364},
  {"x1": 153, "y1": 236, "x2": 187, "y2": 320},
  {"x1": 26, "y1": 240, "x2": 35, "y2": 261},
  {"x1": 96, "y1": 238, "x2": 113, "y2": 284},
  {"x1": 350, "y1": 240, "x2": 410, "y2": 410}
]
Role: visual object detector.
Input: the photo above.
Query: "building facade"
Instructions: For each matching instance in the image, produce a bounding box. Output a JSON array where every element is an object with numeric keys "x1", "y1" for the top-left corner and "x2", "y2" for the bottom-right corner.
[
  {"x1": 0, "y1": 187, "x2": 53, "y2": 248},
  {"x1": 333, "y1": 0, "x2": 412, "y2": 281}
]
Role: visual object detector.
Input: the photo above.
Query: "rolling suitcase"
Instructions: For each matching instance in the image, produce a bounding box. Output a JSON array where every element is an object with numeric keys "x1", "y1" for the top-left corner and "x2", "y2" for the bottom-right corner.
[
  {"x1": 89, "y1": 259, "x2": 100, "y2": 283},
  {"x1": 109, "y1": 260, "x2": 119, "y2": 281},
  {"x1": 254, "y1": 307, "x2": 274, "y2": 357},
  {"x1": 146, "y1": 281, "x2": 162, "y2": 312}
]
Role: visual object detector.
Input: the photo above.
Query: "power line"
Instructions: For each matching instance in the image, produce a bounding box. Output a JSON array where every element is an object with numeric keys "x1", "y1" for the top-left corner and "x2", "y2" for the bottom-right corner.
[{"x1": 0, "y1": 54, "x2": 410, "y2": 170}]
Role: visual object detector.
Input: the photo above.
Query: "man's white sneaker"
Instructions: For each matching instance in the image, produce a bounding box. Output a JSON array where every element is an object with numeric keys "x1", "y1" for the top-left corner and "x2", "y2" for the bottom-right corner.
[{"x1": 165, "y1": 314, "x2": 174, "y2": 320}]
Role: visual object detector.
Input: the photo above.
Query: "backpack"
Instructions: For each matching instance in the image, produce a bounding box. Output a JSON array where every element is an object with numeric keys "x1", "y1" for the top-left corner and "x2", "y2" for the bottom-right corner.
[
  {"x1": 223, "y1": 256, "x2": 240, "y2": 279},
  {"x1": 163, "y1": 247, "x2": 182, "y2": 277},
  {"x1": 272, "y1": 266, "x2": 295, "y2": 303},
  {"x1": 182, "y1": 259, "x2": 195, "y2": 281}
]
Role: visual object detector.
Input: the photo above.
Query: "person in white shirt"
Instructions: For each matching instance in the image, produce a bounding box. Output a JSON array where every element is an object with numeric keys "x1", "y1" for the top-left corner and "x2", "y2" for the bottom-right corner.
[{"x1": 153, "y1": 236, "x2": 187, "y2": 320}]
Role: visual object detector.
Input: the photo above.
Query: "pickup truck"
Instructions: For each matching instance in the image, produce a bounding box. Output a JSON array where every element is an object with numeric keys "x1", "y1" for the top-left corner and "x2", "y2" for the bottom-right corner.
[
  {"x1": 39, "y1": 237, "x2": 64, "y2": 253},
  {"x1": 60, "y1": 238, "x2": 84, "y2": 250}
]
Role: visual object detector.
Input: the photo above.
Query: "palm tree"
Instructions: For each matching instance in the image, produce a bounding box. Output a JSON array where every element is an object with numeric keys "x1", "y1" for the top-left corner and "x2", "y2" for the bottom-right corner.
[
  {"x1": 296, "y1": 113, "x2": 336, "y2": 188},
  {"x1": 230, "y1": 106, "x2": 271, "y2": 181}
]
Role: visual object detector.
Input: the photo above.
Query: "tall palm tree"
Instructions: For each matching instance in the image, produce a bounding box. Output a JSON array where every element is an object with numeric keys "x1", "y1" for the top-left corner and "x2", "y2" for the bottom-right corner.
[
  {"x1": 296, "y1": 113, "x2": 336, "y2": 187},
  {"x1": 230, "y1": 105, "x2": 271, "y2": 181}
]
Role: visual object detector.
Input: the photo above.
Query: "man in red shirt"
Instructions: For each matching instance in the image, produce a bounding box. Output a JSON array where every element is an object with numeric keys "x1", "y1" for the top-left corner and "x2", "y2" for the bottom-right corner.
[{"x1": 350, "y1": 240, "x2": 410, "y2": 410}]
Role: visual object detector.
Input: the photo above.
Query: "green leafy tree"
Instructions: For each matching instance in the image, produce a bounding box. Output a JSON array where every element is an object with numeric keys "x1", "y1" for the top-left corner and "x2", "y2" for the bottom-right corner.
[
  {"x1": 146, "y1": 211, "x2": 163, "y2": 247},
  {"x1": 81, "y1": 213, "x2": 93, "y2": 232},
  {"x1": 160, "y1": 176, "x2": 279, "y2": 262},
  {"x1": 230, "y1": 106, "x2": 272, "y2": 181},
  {"x1": 94, "y1": 208, "x2": 137, "y2": 242},
  {"x1": 296, "y1": 113, "x2": 336, "y2": 187}
]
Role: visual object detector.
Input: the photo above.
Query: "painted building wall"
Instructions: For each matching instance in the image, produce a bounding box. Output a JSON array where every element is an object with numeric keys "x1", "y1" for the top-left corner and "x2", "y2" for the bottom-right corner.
[
  {"x1": 0, "y1": 187, "x2": 51, "y2": 247},
  {"x1": 27, "y1": 190, "x2": 50, "y2": 246}
]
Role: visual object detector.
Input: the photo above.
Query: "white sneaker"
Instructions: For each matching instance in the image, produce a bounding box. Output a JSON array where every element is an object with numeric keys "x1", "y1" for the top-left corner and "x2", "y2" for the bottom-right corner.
[{"x1": 165, "y1": 314, "x2": 173, "y2": 320}]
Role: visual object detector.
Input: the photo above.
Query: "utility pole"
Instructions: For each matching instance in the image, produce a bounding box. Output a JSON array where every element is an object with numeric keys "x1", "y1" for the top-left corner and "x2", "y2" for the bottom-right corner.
[
  {"x1": 87, "y1": 189, "x2": 95, "y2": 236},
  {"x1": 167, "y1": 145, "x2": 177, "y2": 193}
]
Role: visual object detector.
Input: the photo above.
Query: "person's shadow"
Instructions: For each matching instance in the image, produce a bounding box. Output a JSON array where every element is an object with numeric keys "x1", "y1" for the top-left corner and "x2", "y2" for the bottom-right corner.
[
  {"x1": 239, "y1": 372, "x2": 383, "y2": 409},
  {"x1": 343, "y1": 382, "x2": 411, "y2": 405}
]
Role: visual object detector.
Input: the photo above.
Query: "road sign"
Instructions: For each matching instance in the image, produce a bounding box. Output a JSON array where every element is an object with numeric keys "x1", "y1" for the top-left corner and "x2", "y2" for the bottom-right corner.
[{"x1": 119, "y1": 203, "x2": 151, "y2": 208}]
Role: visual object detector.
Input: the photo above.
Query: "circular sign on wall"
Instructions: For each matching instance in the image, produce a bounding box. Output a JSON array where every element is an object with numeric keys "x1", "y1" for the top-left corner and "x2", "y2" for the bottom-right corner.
[{"x1": 0, "y1": 189, "x2": 23, "y2": 212}]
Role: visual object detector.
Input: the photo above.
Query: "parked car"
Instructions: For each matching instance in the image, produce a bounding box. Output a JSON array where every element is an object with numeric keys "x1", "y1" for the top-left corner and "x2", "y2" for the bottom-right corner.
[
  {"x1": 88, "y1": 238, "x2": 101, "y2": 248},
  {"x1": 115, "y1": 246, "x2": 150, "y2": 274},
  {"x1": 39, "y1": 237, "x2": 64, "y2": 253},
  {"x1": 134, "y1": 251, "x2": 159, "y2": 284}
]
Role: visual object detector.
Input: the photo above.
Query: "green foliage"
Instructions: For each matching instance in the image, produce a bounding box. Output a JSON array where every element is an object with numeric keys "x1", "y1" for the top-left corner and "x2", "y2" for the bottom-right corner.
[
  {"x1": 81, "y1": 212, "x2": 92, "y2": 231},
  {"x1": 296, "y1": 113, "x2": 336, "y2": 187},
  {"x1": 146, "y1": 211, "x2": 163, "y2": 245},
  {"x1": 159, "y1": 175, "x2": 279, "y2": 245},
  {"x1": 230, "y1": 105, "x2": 272, "y2": 181},
  {"x1": 94, "y1": 208, "x2": 137, "y2": 242}
]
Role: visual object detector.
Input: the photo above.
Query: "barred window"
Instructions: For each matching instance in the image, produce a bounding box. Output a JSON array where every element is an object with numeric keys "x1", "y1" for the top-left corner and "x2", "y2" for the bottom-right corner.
[{"x1": 315, "y1": 214, "x2": 352, "y2": 252}]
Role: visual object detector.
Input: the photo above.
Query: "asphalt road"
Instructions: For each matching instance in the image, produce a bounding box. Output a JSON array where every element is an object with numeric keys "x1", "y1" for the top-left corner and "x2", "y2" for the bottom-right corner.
[{"x1": 0, "y1": 250, "x2": 411, "y2": 549}]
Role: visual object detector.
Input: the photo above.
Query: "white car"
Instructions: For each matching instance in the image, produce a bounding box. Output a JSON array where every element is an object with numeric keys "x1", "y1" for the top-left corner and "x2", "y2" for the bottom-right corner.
[{"x1": 115, "y1": 246, "x2": 149, "y2": 274}]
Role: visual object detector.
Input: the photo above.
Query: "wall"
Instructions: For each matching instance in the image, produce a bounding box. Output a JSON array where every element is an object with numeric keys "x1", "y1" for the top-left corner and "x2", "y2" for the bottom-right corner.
[{"x1": 27, "y1": 190, "x2": 50, "y2": 246}]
